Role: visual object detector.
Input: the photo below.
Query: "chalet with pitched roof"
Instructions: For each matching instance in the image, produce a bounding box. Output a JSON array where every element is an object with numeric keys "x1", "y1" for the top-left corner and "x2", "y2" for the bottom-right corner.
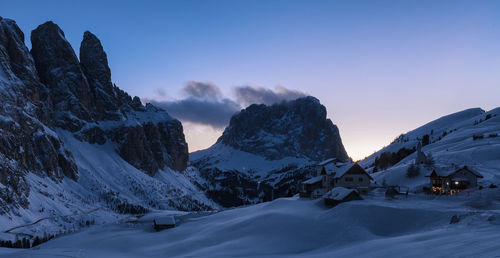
[
  {"x1": 324, "y1": 163, "x2": 373, "y2": 194},
  {"x1": 426, "y1": 166, "x2": 483, "y2": 195},
  {"x1": 301, "y1": 159, "x2": 373, "y2": 197}
]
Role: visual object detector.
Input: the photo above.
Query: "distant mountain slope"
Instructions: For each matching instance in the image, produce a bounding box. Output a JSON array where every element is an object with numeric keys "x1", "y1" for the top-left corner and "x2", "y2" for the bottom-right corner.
[
  {"x1": 190, "y1": 97, "x2": 348, "y2": 207},
  {"x1": 0, "y1": 17, "x2": 215, "y2": 237},
  {"x1": 360, "y1": 107, "x2": 500, "y2": 190}
]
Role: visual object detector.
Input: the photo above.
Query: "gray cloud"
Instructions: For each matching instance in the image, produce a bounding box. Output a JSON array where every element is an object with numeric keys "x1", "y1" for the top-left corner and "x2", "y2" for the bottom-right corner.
[
  {"x1": 151, "y1": 82, "x2": 240, "y2": 129},
  {"x1": 151, "y1": 98, "x2": 241, "y2": 129},
  {"x1": 150, "y1": 82, "x2": 307, "y2": 129},
  {"x1": 182, "y1": 81, "x2": 222, "y2": 100},
  {"x1": 234, "y1": 85, "x2": 307, "y2": 106}
]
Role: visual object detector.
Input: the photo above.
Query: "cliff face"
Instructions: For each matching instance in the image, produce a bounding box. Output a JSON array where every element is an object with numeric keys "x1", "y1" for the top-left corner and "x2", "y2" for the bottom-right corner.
[
  {"x1": 218, "y1": 96, "x2": 349, "y2": 161},
  {"x1": 0, "y1": 18, "x2": 78, "y2": 211},
  {"x1": 0, "y1": 17, "x2": 189, "y2": 212},
  {"x1": 29, "y1": 21, "x2": 188, "y2": 175},
  {"x1": 191, "y1": 96, "x2": 349, "y2": 207}
]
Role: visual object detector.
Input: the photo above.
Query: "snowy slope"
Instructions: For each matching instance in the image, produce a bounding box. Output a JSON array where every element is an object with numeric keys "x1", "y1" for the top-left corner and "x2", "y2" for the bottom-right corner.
[
  {"x1": 3, "y1": 189, "x2": 499, "y2": 257},
  {"x1": 360, "y1": 107, "x2": 500, "y2": 190},
  {"x1": 0, "y1": 130, "x2": 218, "y2": 241},
  {"x1": 191, "y1": 143, "x2": 311, "y2": 179},
  {"x1": 190, "y1": 143, "x2": 317, "y2": 207}
]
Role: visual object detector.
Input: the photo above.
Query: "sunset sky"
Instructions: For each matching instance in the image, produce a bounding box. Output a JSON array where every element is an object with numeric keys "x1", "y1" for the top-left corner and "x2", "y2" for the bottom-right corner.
[{"x1": 3, "y1": 0, "x2": 500, "y2": 160}]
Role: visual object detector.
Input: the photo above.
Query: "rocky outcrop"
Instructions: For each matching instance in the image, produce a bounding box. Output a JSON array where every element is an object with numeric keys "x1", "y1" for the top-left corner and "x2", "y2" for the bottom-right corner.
[
  {"x1": 31, "y1": 21, "x2": 94, "y2": 126},
  {"x1": 80, "y1": 31, "x2": 114, "y2": 97},
  {"x1": 29, "y1": 21, "x2": 188, "y2": 175},
  {"x1": 0, "y1": 17, "x2": 189, "y2": 212},
  {"x1": 106, "y1": 105, "x2": 189, "y2": 175},
  {"x1": 80, "y1": 31, "x2": 121, "y2": 120},
  {"x1": 0, "y1": 18, "x2": 78, "y2": 211},
  {"x1": 218, "y1": 96, "x2": 349, "y2": 161}
]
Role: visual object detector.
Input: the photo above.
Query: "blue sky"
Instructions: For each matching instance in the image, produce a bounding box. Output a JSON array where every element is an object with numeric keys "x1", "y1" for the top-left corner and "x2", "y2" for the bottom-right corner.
[{"x1": 3, "y1": 0, "x2": 500, "y2": 159}]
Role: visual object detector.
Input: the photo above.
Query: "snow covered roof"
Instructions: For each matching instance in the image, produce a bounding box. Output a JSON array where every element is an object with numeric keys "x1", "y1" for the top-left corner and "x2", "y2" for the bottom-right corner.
[
  {"x1": 318, "y1": 158, "x2": 338, "y2": 166},
  {"x1": 323, "y1": 163, "x2": 338, "y2": 175},
  {"x1": 154, "y1": 216, "x2": 176, "y2": 226},
  {"x1": 426, "y1": 167, "x2": 451, "y2": 177},
  {"x1": 330, "y1": 164, "x2": 353, "y2": 179},
  {"x1": 324, "y1": 187, "x2": 359, "y2": 200},
  {"x1": 303, "y1": 176, "x2": 322, "y2": 184},
  {"x1": 324, "y1": 163, "x2": 373, "y2": 180},
  {"x1": 426, "y1": 166, "x2": 483, "y2": 178}
]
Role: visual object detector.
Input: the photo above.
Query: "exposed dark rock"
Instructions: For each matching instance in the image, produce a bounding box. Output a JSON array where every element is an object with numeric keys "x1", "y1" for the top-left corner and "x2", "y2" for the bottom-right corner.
[
  {"x1": 0, "y1": 17, "x2": 190, "y2": 214},
  {"x1": 80, "y1": 31, "x2": 114, "y2": 97},
  {"x1": 110, "y1": 118, "x2": 188, "y2": 175},
  {"x1": 28, "y1": 21, "x2": 188, "y2": 174},
  {"x1": 31, "y1": 21, "x2": 94, "y2": 125},
  {"x1": 78, "y1": 30, "x2": 188, "y2": 174},
  {"x1": 218, "y1": 96, "x2": 348, "y2": 161},
  {"x1": 0, "y1": 18, "x2": 79, "y2": 210},
  {"x1": 79, "y1": 126, "x2": 107, "y2": 145},
  {"x1": 80, "y1": 31, "x2": 121, "y2": 120}
]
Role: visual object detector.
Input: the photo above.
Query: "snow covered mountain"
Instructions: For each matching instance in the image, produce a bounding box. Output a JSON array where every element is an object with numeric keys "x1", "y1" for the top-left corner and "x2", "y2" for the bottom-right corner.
[
  {"x1": 191, "y1": 97, "x2": 349, "y2": 207},
  {"x1": 359, "y1": 107, "x2": 500, "y2": 190},
  {"x1": 0, "y1": 17, "x2": 216, "y2": 238}
]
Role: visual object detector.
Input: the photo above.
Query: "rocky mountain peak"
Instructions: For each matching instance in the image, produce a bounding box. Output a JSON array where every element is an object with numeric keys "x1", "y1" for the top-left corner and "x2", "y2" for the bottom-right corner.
[
  {"x1": 79, "y1": 30, "x2": 123, "y2": 119},
  {"x1": 80, "y1": 31, "x2": 113, "y2": 96},
  {"x1": 218, "y1": 96, "x2": 349, "y2": 161},
  {"x1": 0, "y1": 18, "x2": 40, "y2": 89},
  {"x1": 2, "y1": 19, "x2": 188, "y2": 180},
  {"x1": 31, "y1": 21, "x2": 94, "y2": 123}
]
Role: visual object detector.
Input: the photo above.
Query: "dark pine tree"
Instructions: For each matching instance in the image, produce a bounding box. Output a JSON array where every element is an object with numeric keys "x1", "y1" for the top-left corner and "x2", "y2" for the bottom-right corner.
[{"x1": 422, "y1": 134, "x2": 430, "y2": 146}]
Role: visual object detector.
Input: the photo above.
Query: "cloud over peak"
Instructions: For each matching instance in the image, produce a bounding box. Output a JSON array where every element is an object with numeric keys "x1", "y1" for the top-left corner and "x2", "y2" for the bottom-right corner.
[
  {"x1": 149, "y1": 82, "x2": 308, "y2": 129},
  {"x1": 234, "y1": 85, "x2": 307, "y2": 106}
]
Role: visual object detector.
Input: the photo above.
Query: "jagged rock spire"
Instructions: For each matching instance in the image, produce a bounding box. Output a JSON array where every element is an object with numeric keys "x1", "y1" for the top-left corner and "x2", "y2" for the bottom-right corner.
[
  {"x1": 80, "y1": 31, "x2": 114, "y2": 96},
  {"x1": 31, "y1": 21, "x2": 94, "y2": 123},
  {"x1": 0, "y1": 18, "x2": 41, "y2": 93},
  {"x1": 79, "y1": 30, "x2": 122, "y2": 119},
  {"x1": 3, "y1": 19, "x2": 188, "y2": 179}
]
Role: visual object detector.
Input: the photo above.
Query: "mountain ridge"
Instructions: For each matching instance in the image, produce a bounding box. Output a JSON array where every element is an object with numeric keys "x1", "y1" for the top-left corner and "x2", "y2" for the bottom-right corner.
[{"x1": 0, "y1": 17, "x2": 214, "y2": 235}]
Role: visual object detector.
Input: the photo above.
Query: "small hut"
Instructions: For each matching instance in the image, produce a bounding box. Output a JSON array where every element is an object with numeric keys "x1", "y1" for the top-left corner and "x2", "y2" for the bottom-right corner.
[
  {"x1": 323, "y1": 187, "x2": 362, "y2": 207},
  {"x1": 153, "y1": 216, "x2": 176, "y2": 231}
]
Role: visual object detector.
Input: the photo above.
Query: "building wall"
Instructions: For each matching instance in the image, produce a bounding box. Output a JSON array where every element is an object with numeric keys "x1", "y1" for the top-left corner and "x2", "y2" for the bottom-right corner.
[
  {"x1": 450, "y1": 169, "x2": 478, "y2": 187},
  {"x1": 316, "y1": 166, "x2": 323, "y2": 177},
  {"x1": 335, "y1": 174, "x2": 371, "y2": 188}
]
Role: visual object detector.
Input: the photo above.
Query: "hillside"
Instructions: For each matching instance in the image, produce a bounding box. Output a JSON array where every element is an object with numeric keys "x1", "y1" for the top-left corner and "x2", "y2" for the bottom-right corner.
[{"x1": 359, "y1": 107, "x2": 500, "y2": 190}]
